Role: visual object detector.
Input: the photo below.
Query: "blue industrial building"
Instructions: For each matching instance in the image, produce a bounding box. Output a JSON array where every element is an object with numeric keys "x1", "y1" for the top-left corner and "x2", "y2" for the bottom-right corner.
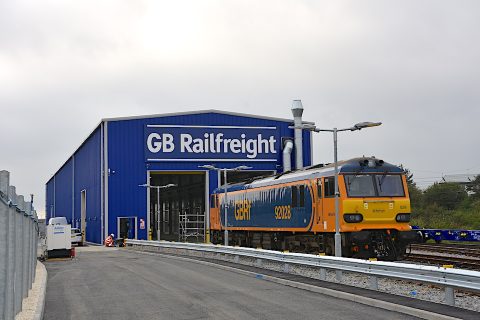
[{"x1": 46, "y1": 109, "x2": 312, "y2": 244}]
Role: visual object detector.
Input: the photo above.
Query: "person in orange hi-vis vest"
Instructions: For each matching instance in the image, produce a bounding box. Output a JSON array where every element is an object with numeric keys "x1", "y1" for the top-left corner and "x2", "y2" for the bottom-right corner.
[{"x1": 104, "y1": 233, "x2": 114, "y2": 247}]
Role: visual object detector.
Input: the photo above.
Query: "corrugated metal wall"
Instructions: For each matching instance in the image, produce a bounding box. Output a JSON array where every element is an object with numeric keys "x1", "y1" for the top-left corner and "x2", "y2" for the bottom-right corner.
[
  {"x1": 45, "y1": 177, "x2": 55, "y2": 220},
  {"x1": 45, "y1": 126, "x2": 102, "y2": 244},
  {"x1": 46, "y1": 160, "x2": 72, "y2": 222},
  {"x1": 47, "y1": 111, "x2": 312, "y2": 243},
  {"x1": 52, "y1": 159, "x2": 73, "y2": 222},
  {"x1": 107, "y1": 112, "x2": 311, "y2": 241},
  {"x1": 74, "y1": 127, "x2": 102, "y2": 244}
]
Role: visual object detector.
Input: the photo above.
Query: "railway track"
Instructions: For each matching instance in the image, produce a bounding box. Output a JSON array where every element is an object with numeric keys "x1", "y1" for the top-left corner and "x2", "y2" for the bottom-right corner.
[
  {"x1": 406, "y1": 243, "x2": 480, "y2": 271},
  {"x1": 410, "y1": 243, "x2": 480, "y2": 258},
  {"x1": 405, "y1": 253, "x2": 480, "y2": 271}
]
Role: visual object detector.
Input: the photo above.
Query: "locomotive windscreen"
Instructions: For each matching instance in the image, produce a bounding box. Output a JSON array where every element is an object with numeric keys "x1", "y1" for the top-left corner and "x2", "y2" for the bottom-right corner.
[
  {"x1": 345, "y1": 174, "x2": 404, "y2": 197},
  {"x1": 375, "y1": 175, "x2": 404, "y2": 196}
]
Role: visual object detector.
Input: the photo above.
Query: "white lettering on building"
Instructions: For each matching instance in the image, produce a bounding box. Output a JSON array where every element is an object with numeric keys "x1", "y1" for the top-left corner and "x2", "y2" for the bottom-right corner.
[
  {"x1": 147, "y1": 133, "x2": 174, "y2": 153},
  {"x1": 147, "y1": 132, "x2": 277, "y2": 159}
]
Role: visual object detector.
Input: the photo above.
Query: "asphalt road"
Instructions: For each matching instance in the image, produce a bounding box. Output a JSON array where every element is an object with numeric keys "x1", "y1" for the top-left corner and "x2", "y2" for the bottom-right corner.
[{"x1": 44, "y1": 247, "x2": 417, "y2": 320}]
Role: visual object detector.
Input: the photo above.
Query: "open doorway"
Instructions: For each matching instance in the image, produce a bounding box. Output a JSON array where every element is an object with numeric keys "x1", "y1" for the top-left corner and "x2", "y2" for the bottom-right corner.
[
  {"x1": 80, "y1": 190, "x2": 86, "y2": 243},
  {"x1": 118, "y1": 216, "x2": 137, "y2": 240},
  {"x1": 149, "y1": 172, "x2": 206, "y2": 242}
]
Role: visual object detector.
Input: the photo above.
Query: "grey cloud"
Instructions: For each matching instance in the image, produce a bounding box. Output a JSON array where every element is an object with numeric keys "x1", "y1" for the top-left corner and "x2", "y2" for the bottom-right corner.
[{"x1": 1, "y1": 0, "x2": 479, "y2": 215}]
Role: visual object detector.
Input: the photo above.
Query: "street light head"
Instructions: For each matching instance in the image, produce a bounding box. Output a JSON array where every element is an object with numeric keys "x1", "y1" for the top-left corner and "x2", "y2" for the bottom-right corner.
[
  {"x1": 138, "y1": 183, "x2": 149, "y2": 187},
  {"x1": 164, "y1": 184, "x2": 177, "y2": 188},
  {"x1": 353, "y1": 121, "x2": 382, "y2": 131},
  {"x1": 199, "y1": 164, "x2": 216, "y2": 170},
  {"x1": 288, "y1": 124, "x2": 317, "y2": 131},
  {"x1": 235, "y1": 165, "x2": 252, "y2": 171}
]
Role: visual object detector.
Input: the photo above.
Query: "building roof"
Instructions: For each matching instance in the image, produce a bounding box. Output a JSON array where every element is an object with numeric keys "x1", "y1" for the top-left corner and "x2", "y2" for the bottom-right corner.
[{"x1": 101, "y1": 109, "x2": 314, "y2": 124}]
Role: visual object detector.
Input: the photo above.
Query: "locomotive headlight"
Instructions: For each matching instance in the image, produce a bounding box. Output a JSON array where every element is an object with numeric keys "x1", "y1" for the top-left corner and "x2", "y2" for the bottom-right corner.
[
  {"x1": 344, "y1": 214, "x2": 363, "y2": 223},
  {"x1": 396, "y1": 214, "x2": 411, "y2": 222}
]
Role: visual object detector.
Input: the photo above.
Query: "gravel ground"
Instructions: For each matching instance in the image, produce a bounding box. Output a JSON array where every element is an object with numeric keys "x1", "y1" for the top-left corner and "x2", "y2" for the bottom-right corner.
[{"x1": 139, "y1": 246, "x2": 480, "y2": 313}]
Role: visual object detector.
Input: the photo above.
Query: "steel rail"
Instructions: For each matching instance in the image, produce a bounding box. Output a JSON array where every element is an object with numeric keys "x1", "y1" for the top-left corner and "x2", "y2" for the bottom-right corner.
[
  {"x1": 406, "y1": 254, "x2": 480, "y2": 271},
  {"x1": 125, "y1": 239, "x2": 480, "y2": 306},
  {"x1": 411, "y1": 243, "x2": 480, "y2": 257}
]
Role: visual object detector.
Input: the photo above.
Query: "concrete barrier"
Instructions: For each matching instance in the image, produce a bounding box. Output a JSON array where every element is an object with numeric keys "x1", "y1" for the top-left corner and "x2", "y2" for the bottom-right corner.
[{"x1": 0, "y1": 170, "x2": 39, "y2": 320}]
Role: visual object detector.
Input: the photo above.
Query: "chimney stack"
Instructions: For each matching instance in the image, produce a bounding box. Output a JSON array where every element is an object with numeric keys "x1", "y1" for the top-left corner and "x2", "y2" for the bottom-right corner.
[{"x1": 291, "y1": 100, "x2": 304, "y2": 170}]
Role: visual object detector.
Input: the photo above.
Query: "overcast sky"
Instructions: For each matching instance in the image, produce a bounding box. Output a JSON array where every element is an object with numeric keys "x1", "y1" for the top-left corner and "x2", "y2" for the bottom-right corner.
[{"x1": 1, "y1": 0, "x2": 479, "y2": 217}]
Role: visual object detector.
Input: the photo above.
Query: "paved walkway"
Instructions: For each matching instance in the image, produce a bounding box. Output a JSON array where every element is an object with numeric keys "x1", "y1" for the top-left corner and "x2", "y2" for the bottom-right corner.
[{"x1": 43, "y1": 247, "x2": 417, "y2": 320}]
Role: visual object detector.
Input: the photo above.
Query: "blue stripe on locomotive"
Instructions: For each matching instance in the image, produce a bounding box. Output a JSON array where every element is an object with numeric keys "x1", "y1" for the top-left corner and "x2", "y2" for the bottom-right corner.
[{"x1": 220, "y1": 185, "x2": 313, "y2": 228}]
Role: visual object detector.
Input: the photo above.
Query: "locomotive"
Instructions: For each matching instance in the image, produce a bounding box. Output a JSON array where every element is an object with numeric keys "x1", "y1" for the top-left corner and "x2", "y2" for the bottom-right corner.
[{"x1": 209, "y1": 157, "x2": 418, "y2": 260}]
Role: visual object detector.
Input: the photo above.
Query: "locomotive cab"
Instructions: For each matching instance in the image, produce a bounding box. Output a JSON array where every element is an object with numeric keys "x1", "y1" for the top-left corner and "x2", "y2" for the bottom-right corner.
[{"x1": 337, "y1": 160, "x2": 418, "y2": 259}]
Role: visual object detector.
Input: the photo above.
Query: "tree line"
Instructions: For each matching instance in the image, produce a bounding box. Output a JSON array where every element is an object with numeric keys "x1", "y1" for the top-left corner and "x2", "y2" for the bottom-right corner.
[{"x1": 405, "y1": 168, "x2": 480, "y2": 230}]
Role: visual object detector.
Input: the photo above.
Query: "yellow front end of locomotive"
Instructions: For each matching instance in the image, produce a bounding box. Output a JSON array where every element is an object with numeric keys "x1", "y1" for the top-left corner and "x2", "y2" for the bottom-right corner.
[{"x1": 341, "y1": 198, "x2": 412, "y2": 232}]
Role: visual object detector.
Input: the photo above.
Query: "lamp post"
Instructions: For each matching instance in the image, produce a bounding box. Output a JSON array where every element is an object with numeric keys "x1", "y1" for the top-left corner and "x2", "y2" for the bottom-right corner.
[
  {"x1": 139, "y1": 183, "x2": 177, "y2": 241},
  {"x1": 199, "y1": 164, "x2": 251, "y2": 246},
  {"x1": 290, "y1": 121, "x2": 382, "y2": 257}
]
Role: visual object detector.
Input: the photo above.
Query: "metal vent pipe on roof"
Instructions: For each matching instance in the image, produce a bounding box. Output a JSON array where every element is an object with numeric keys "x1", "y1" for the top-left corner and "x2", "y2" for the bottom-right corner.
[{"x1": 291, "y1": 100, "x2": 304, "y2": 170}]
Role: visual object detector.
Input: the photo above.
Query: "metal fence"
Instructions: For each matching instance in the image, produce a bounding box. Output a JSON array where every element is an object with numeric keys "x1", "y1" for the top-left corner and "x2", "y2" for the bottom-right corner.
[
  {"x1": 0, "y1": 170, "x2": 39, "y2": 320},
  {"x1": 126, "y1": 239, "x2": 480, "y2": 306}
]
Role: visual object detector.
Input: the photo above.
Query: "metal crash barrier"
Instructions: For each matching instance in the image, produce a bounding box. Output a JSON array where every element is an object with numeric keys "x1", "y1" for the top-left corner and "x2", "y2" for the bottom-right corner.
[
  {"x1": 0, "y1": 170, "x2": 39, "y2": 320},
  {"x1": 126, "y1": 239, "x2": 480, "y2": 306}
]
